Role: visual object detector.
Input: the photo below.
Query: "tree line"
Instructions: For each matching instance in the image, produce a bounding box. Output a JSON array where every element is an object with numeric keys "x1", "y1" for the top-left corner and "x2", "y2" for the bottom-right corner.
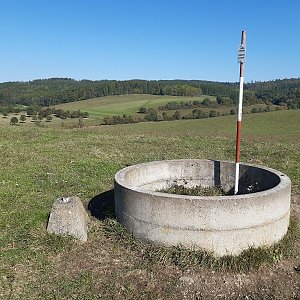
[
  {"x1": 103, "y1": 104, "x2": 274, "y2": 125},
  {"x1": 0, "y1": 78, "x2": 204, "y2": 106},
  {"x1": 0, "y1": 77, "x2": 299, "y2": 109},
  {"x1": 139, "y1": 95, "x2": 273, "y2": 114},
  {"x1": 2, "y1": 105, "x2": 89, "y2": 122}
]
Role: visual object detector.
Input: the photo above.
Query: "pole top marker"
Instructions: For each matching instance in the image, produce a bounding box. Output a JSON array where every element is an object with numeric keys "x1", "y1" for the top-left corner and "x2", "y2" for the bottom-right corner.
[
  {"x1": 238, "y1": 45, "x2": 246, "y2": 63},
  {"x1": 238, "y1": 31, "x2": 246, "y2": 64}
]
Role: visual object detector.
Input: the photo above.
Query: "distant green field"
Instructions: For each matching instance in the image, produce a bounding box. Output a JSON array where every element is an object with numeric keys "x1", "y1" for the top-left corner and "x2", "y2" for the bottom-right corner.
[
  {"x1": 54, "y1": 94, "x2": 216, "y2": 118},
  {"x1": 52, "y1": 94, "x2": 280, "y2": 125},
  {"x1": 0, "y1": 93, "x2": 294, "y2": 133}
]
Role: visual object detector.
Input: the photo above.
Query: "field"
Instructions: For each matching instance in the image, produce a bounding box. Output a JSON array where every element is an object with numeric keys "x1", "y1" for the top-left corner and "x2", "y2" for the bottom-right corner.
[
  {"x1": 54, "y1": 94, "x2": 217, "y2": 117},
  {"x1": 0, "y1": 108, "x2": 299, "y2": 299},
  {"x1": 1, "y1": 94, "x2": 217, "y2": 127},
  {"x1": 1, "y1": 93, "x2": 278, "y2": 129}
]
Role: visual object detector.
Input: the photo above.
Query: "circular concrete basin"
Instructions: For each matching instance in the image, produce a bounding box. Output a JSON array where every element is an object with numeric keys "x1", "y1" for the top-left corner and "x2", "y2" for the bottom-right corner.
[{"x1": 114, "y1": 159, "x2": 291, "y2": 256}]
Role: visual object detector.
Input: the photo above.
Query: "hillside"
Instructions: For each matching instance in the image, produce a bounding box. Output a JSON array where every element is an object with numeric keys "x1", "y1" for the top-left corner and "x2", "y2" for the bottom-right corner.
[
  {"x1": 53, "y1": 94, "x2": 216, "y2": 118},
  {"x1": 0, "y1": 78, "x2": 299, "y2": 109}
]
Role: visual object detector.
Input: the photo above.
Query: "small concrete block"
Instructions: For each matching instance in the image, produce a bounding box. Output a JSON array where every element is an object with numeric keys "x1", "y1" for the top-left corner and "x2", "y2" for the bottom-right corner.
[{"x1": 47, "y1": 196, "x2": 89, "y2": 241}]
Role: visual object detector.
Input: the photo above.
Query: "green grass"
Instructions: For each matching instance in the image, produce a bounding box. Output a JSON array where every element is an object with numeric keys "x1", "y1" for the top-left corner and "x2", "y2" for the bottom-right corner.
[
  {"x1": 0, "y1": 109, "x2": 299, "y2": 299},
  {"x1": 0, "y1": 94, "x2": 282, "y2": 128},
  {"x1": 52, "y1": 94, "x2": 275, "y2": 124},
  {"x1": 54, "y1": 94, "x2": 216, "y2": 118},
  {"x1": 1, "y1": 94, "x2": 217, "y2": 127},
  {"x1": 104, "y1": 217, "x2": 300, "y2": 272}
]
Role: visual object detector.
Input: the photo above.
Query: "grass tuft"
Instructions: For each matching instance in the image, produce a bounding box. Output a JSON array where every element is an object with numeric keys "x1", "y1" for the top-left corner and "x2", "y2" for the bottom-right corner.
[
  {"x1": 159, "y1": 184, "x2": 228, "y2": 196},
  {"x1": 104, "y1": 217, "x2": 300, "y2": 272}
]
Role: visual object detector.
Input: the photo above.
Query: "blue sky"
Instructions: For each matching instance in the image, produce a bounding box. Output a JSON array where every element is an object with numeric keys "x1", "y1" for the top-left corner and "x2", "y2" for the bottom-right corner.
[{"x1": 0, "y1": 0, "x2": 299, "y2": 83}]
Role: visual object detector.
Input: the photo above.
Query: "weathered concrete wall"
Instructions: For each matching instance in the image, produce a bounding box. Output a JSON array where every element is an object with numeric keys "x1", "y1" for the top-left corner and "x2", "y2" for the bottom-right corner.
[{"x1": 114, "y1": 159, "x2": 291, "y2": 256}]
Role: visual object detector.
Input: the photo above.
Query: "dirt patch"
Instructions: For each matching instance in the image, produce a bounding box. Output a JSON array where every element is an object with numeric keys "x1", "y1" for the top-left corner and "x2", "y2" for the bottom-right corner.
[{"x1": 176, "y1": 258, "x2": 300, "y2": 299}]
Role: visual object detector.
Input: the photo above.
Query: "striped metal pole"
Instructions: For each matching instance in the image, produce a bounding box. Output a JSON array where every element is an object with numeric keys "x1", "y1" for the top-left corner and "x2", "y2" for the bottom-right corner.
[{"x1": 234, "y1": 31, "x2": 246, "y2": 195}]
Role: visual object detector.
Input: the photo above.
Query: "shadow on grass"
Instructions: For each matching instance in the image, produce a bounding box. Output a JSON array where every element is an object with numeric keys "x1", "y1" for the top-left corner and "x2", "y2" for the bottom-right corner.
[{"x1": 88, "y1": 189, "x2": 115, "y2": 220}]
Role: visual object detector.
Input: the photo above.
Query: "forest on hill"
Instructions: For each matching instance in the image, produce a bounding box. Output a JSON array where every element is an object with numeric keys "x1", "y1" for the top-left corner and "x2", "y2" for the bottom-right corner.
[{"x1": 0, "y1": 78, "x2": 299, "y2": 110}]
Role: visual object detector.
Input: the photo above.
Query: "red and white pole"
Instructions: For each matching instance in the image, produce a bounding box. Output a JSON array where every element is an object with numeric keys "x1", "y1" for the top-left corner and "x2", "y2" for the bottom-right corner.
[{"x1": 234, "y1": 31, "x2": 246, "y2": 195}]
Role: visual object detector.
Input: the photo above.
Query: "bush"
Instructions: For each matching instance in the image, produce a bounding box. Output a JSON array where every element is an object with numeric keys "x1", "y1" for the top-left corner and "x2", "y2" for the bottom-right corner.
[
  {"x1": 46, "y1": 115, "x2": 53, "y2": 122},
  {"x1": 202, "y1": 98, "x2": 212, "y2": 107},
  {"x1": 209, "y1": 110, "x2": 217, "y2": 117},
  {"x1": 145, "y1": 109, "x2": 160, "y2": 122},
  {"x1": 138, "y1": 107, "x2": 147, "y2": 114},
  {"x1": 173, "y1": 111, "x2": 181, "y2": 120},
  {"x1": 82, "y1": 111, "x2": 89, "y2": 118},
  {"x1": 10, "y1": 116, "x2": 18, "y2": 125},
  {"x1": 20, "y1": 114, "x2": 27, "y2": 123}
]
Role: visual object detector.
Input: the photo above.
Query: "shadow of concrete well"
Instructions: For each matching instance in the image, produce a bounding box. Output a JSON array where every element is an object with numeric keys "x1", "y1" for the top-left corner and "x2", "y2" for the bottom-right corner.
[{"x1": 88, "y1": 189, "x2": 115, "y2": 220}]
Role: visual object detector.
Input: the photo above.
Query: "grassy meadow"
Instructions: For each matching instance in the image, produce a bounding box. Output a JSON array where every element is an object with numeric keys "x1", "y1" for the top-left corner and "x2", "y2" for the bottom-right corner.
[
  {"x1": 0, "y1": 106, "x2": 299, "y2": 298},
  {"x1": 54, "y1": 94, "x2": 216, "y2": 119},
  {"x1": 1, "y1": 94, "x2": 217, "y2": 127},
  {"x1": 1, "y1": 94, "x2": 278, "y2": 128}
]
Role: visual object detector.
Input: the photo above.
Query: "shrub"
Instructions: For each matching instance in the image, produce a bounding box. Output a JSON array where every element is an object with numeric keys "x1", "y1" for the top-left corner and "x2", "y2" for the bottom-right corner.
[
  {"x1": 20, "y1": 114, "x2": 27, "y2": 123},
  {"x1": 173, "y1": 111, "x2": 181, "y2": 120},
  {"x1": 138, "y1": 107, "x2": 147, "y2": 114},
  {"x1": 10, "y1": 116, "x2": 18, "y2": 125},
  {"x1": 209, "y1": 110, "x2": 217, "y2": 117},
  {"x1": 46, "y1": 115, "x2": 53, "y2": 122}
]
